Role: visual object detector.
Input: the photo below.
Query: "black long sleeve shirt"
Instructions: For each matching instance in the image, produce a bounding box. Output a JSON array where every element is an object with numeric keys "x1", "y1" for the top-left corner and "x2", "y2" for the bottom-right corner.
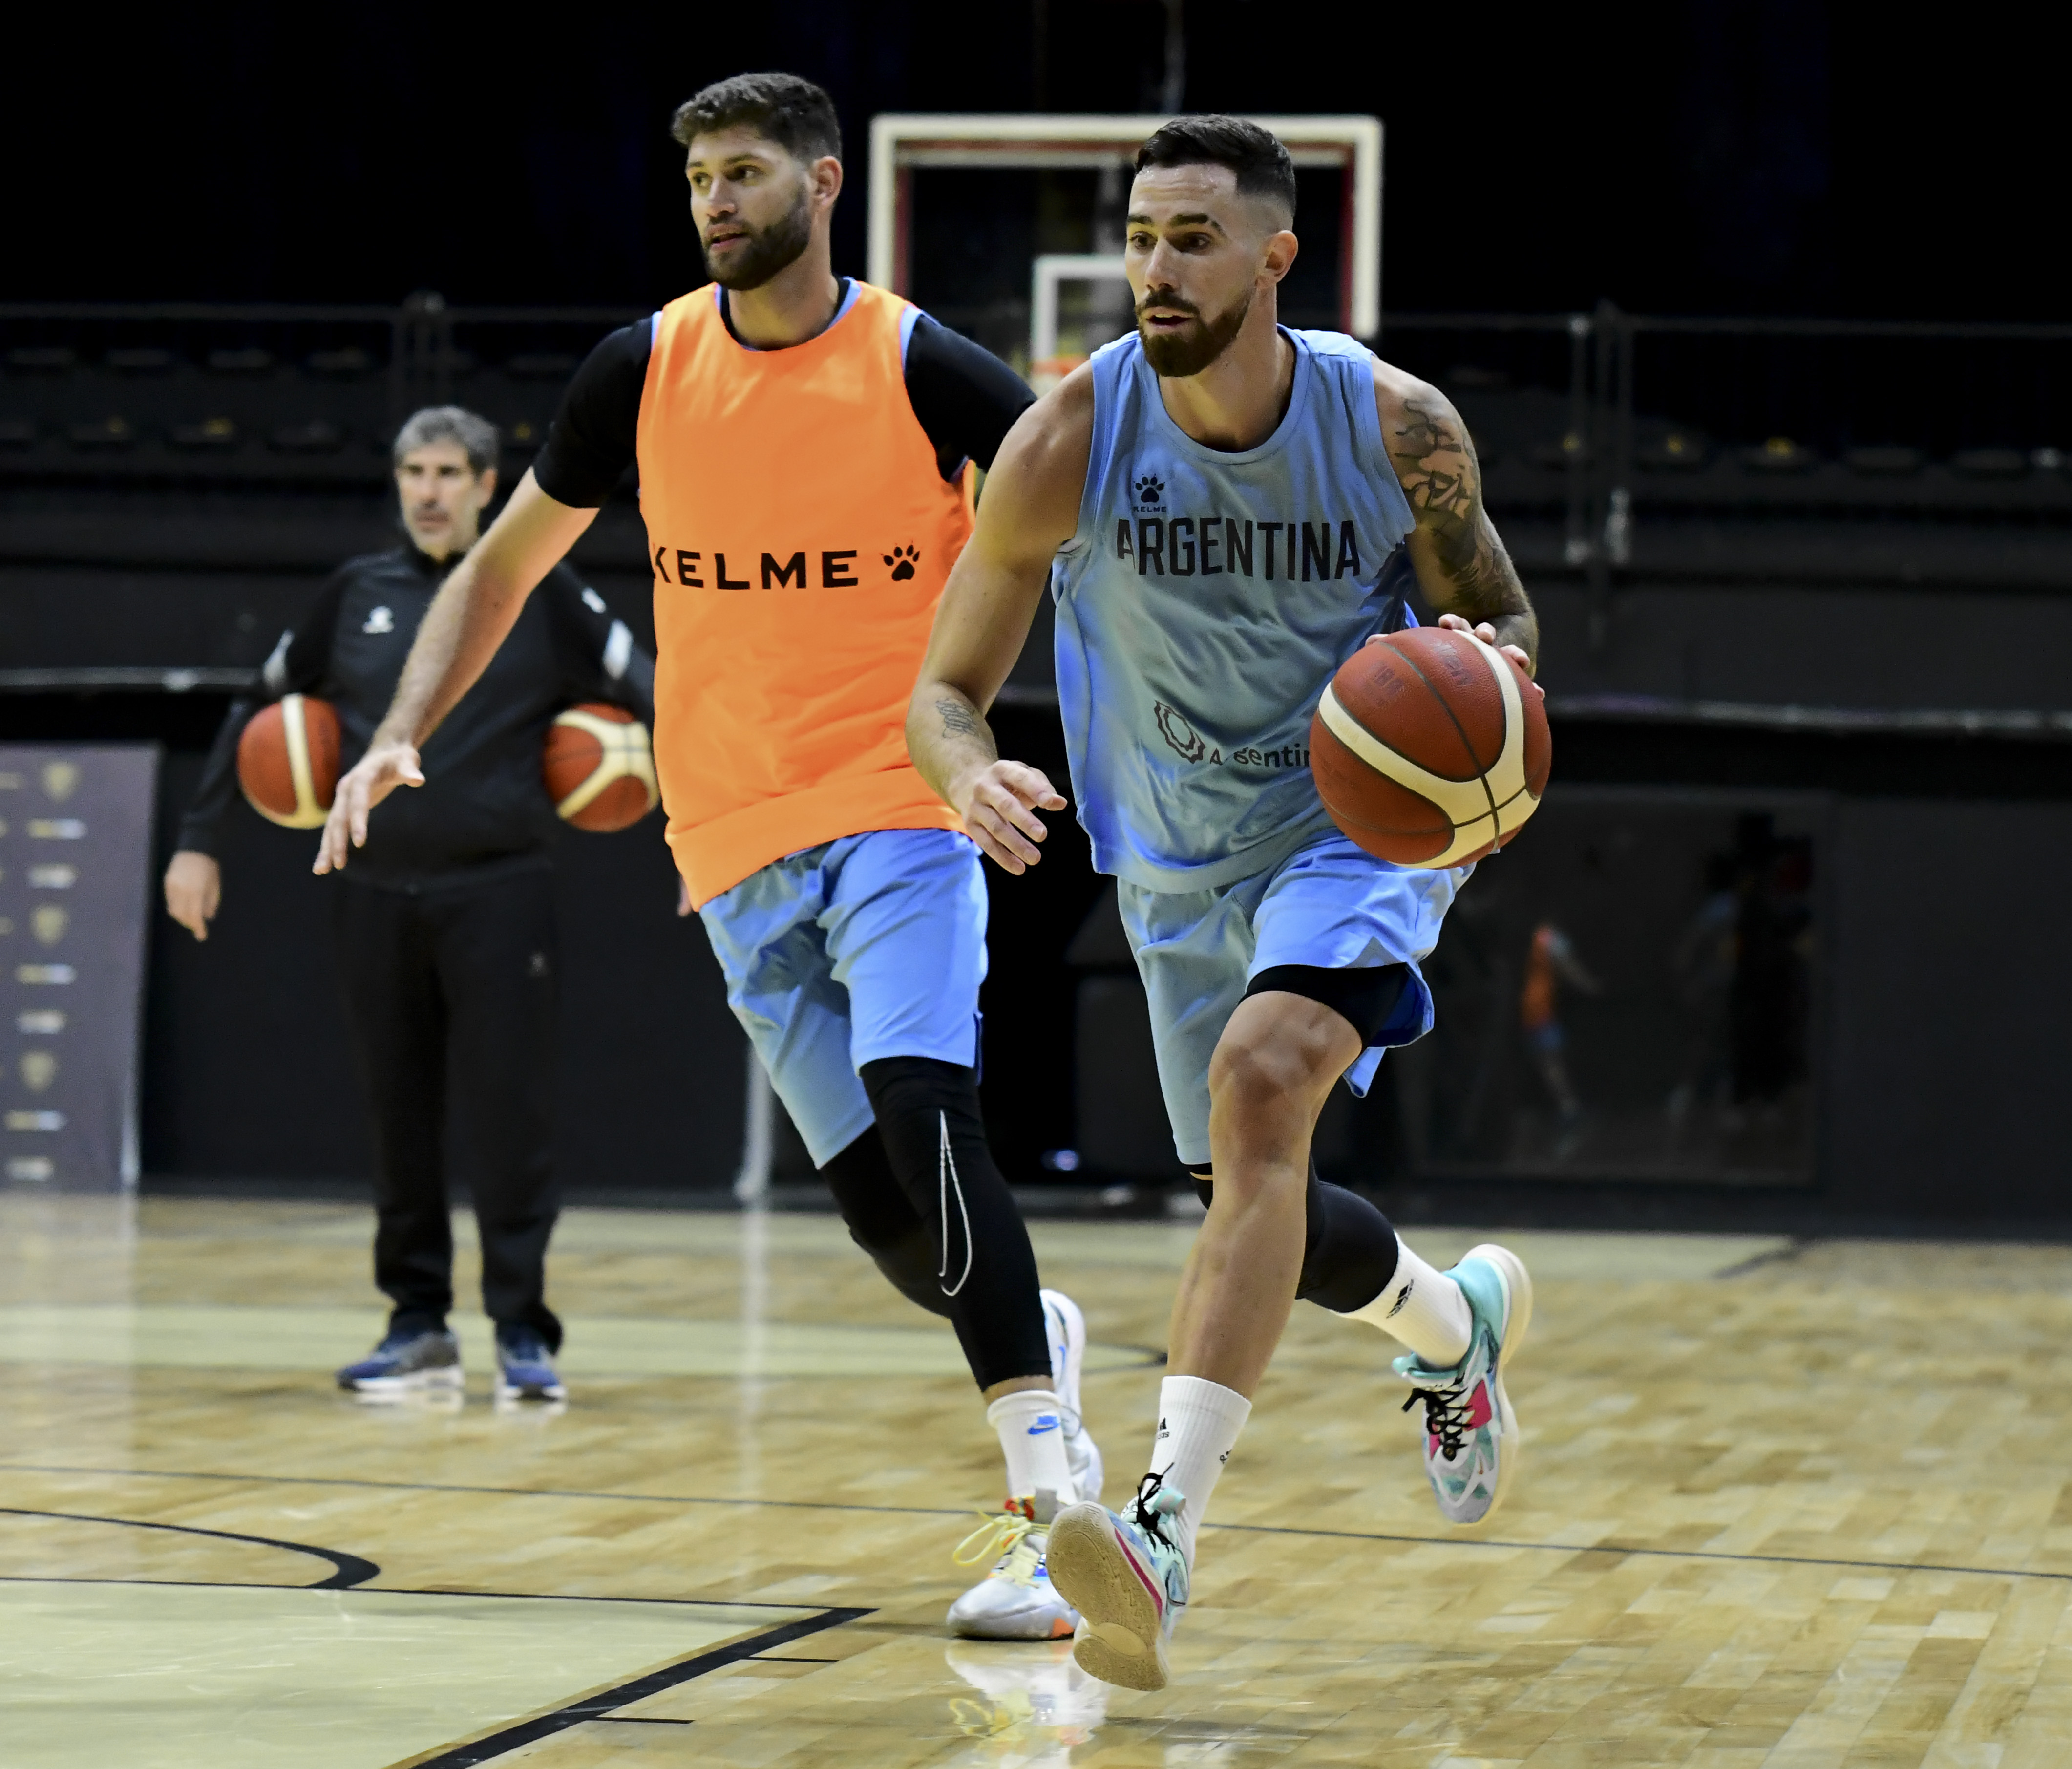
[{"x1": 178, "y1": 543, "x2": 657, "y2": 888}]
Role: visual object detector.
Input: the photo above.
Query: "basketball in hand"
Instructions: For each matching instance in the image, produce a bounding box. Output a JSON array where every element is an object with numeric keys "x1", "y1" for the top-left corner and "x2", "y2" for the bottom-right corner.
[
  {"x1": 238, "y1": 694, "x2": 342, "y2": 829},
  {"x1": 544, "y1": 703, "x2": 660, "y2": 832},
  {"x1": 1310, "y1": 627, "x2": 1550, "y2": 868}
]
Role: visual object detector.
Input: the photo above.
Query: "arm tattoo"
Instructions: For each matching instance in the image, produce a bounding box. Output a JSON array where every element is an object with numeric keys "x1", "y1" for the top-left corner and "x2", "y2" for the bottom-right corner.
[
  {"x1": 934, "y1": 695, "x2": 986, "y2": 741},
  {"x1": 1387, "y1": 391, "x2": 1535, "y2": 660}
]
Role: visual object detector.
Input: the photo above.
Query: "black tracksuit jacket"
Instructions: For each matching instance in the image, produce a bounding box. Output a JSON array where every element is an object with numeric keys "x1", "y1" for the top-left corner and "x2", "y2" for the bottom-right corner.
[{"x1": 179, "y1": 541, "x2": 656, "y2": 886}]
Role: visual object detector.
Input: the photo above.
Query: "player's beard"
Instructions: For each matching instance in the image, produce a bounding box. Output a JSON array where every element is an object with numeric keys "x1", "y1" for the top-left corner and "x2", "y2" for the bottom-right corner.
[
  {"x1": 1136, "y1": 284, "x2": 1252, "y2": 378},
  {"x1": 702, "y1": 186, "x2": 813, "y2": 291}
]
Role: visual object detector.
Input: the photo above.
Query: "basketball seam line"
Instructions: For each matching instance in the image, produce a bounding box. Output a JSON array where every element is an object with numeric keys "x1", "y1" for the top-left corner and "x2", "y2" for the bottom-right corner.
[
  {"x1": 283, "y1": 694, "x2": 317, "y2": 823},
  {"x1": 1320, "y1": 692, "x2": 1537, "y2": 814},
  {"x1": 1378, "y1": 643, "x2": 1503, "y2": 844},
  {"x1": 551, "y1": 713, "x2": 658, "y2": 819}
]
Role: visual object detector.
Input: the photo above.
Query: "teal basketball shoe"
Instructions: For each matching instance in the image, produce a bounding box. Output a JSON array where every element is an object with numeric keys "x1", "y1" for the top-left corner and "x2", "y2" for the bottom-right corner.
[
  {"x1": 1046, "y1": 1473, "x2": 1190, "y2": 1691},
  {"x1": 1395, "y1": 1243, "x2": 1533, "y2": 1525}
]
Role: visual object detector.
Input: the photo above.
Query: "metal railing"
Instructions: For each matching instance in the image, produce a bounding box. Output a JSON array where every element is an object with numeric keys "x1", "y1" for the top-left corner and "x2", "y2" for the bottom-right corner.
[{"x1": 7, "y1": 296, "x2": 2070, "y2": 624}]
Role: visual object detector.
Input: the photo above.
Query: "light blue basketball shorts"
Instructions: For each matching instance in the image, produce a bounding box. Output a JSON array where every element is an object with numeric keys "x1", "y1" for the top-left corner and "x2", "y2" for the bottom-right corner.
[
  {"x1": 1117, "y1": 830, "x2": 1465, "y2": 1168},
  {"x1": 698, "y1": 827, "x2": 988, "y2": 1166}
]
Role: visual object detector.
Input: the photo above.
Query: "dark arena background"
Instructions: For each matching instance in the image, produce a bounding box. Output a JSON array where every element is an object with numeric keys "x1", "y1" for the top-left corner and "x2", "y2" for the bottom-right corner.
[{"x1": 5, "y1": 7, "x2": 2072, "y2": 1767}]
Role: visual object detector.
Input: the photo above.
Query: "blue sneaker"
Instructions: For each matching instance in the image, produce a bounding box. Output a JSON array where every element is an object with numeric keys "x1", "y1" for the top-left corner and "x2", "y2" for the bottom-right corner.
[
  {"x1": 335, "y1": 1326, "x2": 462, "y2": 1396},
  {"x1": 1396, "y1": 1242, "x2": 1533, "y2": 1525},
  {"x1": 495, "y1": 1327, "x2": 565, "y2": 1403},
  {"x1": 1045, "y1": 1473, "x2": 1190, "y2": 1691}
]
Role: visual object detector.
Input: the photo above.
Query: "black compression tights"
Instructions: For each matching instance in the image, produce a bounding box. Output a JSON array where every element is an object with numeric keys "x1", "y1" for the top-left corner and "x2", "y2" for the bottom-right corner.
[
  {"x1": 1189, "y1": 1164, "x2": 1401, "y2": 1312},
  {"x1": 818, "y1": 1056, "x2": 1052, "y2": 1390}
]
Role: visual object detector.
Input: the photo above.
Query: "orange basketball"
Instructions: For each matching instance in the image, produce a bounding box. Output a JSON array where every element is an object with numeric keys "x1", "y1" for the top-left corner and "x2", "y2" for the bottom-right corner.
[
  {"x1": 237, "y1": 694, "x2": 341, "y2": 829},
  {"x1": 544, "y1": 703, "x2": 659, "y2": 832},
  {"x1": 1310, "y1": 626, "x2": 1551, "y2": 868}
]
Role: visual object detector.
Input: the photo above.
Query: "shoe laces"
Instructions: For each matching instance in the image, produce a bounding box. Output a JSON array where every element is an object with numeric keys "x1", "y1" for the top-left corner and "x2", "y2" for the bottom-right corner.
[
  {"x1": 1402, "y1": 1372, "x2": 1472, "y2": 1461},
  {"x1": 1125, "y1": 1470, "x2": 1186, "y2": 1550},
  {"x1": 953, "y1": 1500, "x2": 1042, "y2": 1580}
]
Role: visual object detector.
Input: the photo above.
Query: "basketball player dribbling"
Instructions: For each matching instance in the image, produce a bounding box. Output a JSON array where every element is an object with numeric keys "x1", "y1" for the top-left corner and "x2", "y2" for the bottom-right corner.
[
  {"x1": 315, "y1": 73, "x2": 1103, "y2": 1642},
  {"x1": 909, "y1": 116, "x2": 1548, "y2": 1690}
]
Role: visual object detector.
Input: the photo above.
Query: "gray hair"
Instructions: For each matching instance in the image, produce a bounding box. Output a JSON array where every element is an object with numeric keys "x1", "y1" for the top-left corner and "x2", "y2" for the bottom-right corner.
[{"x1": 392, "y1": 405, "x2": 499, "y2": 475}]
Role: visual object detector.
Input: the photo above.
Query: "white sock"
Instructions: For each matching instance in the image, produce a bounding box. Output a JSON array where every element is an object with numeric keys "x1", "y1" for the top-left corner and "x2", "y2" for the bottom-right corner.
[
  {"x1": 987, "y1": 1389, "x2": 1075, "y2": 1508},
  {"x1": 1144, "y1": 1375, "x2": 1252, "y2": 1568},
  {"x1": 1347, "y1": 1240, "x2": 1472, "y2": 1367}
]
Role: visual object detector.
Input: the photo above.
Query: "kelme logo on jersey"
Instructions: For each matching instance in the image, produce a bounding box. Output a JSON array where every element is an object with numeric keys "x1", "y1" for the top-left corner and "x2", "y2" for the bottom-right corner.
[
  {"x1": 1133, "y1": 473, "x2": 1166, "y2": 509},
  {"x1": 1116, "y1": 516, "x2": 1362, "y2": 582},
  {"x1": 885, "y1": 544, "x2": 921, "y2": 580},
  {"x1": 649, "y1": 545, "x2": 879, "y2": 590}
]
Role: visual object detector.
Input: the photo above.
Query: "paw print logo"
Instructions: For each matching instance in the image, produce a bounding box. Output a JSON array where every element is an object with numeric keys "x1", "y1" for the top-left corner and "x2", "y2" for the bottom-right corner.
[
  {"x1": 884, "y1": 543, "x2": 921, "y2": 580},
  {"x1": 1134, "y1": 474, "x2": 1166, "y2": 507}
]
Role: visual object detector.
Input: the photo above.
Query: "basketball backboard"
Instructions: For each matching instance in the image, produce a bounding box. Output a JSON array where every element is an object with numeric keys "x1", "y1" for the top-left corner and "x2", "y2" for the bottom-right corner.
[{"x1": 867, "y1": 113, "x2": 1384, "y2": 358}]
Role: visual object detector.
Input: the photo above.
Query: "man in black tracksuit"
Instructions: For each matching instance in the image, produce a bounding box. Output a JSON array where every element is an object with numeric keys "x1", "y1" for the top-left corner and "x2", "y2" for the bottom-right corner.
[{"x1": 165, "y1": 405, "x2": 655, "y2": 1403}]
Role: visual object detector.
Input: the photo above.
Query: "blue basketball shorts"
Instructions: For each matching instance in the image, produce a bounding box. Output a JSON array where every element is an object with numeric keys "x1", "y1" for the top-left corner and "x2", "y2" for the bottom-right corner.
[
  {"x1": 698, "y1": 827, "x2": 988, "y2": 1166},
  {"x1": 1117, "y1": 831, "x2": 1465, "y2": 1168}
]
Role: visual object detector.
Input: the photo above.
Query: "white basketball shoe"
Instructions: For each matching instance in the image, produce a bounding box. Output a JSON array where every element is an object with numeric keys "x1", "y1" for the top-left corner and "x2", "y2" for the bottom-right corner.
[
  {"x1": 946, "y1": 1289, "x2": 1106, "y2": 1640},
  {"x1": 948, "y1": 1491, "x2": 1077, "y2": 1640},
  {"x1": 1041, "y1": 1288, "x2": 1104, "y2": 1506}
]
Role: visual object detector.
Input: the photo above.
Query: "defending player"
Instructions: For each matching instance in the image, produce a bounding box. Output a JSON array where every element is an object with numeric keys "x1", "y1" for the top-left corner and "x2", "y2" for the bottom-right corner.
[
  {"x1": 315, "y1": 73, "x2": 1101, "y2": 1641},
  {"x1": 909, "y1": 116, "x2": 1544, "y2": 1689}
]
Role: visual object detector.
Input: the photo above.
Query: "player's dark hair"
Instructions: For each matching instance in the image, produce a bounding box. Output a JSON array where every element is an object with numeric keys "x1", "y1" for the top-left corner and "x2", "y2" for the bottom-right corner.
[
  {"x1": 1135, "y1": 115, "x2": 1297, "y2": 222},
  {"x1": 670, "y1": 72, "x2": 842, "y2": 165}
]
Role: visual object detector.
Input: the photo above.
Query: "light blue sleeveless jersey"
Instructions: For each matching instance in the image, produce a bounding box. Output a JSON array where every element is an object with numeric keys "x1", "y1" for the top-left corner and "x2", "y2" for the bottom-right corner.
[{"x1": 1052, "y1": 327, "x2": 1418, "y2": 892}]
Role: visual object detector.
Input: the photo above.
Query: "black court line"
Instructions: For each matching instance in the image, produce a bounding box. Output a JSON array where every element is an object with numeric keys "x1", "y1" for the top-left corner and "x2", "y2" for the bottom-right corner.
[
  {"x1": 0, "y1": 1574, "x2": 848, "y2": 1612},
  {"x1": 0, "y1": 1461, "x2": 974, "y2": 1521},
  {"x1": 1712, "y1": 1238, "x2": 1811, "y2": 1279},
  {"x1": 9, "y1": 1463, "x2": 2069, "y2": 1591},
  {"x1": 406, "y1": 1607, "x2": 870, "y2": 1769},
  {"x1": 0, "y1": 1506, "x2": 376, "y2": 1588},
  {"x1": 1207, "y1": 1519, "x2": 2069, "y2": 1587}
]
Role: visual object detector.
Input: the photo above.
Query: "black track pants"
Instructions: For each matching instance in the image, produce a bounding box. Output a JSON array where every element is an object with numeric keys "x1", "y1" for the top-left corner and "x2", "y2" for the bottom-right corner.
[
  {"x1": 332, "y1": 870, "x2": 562, "y2": 1349},
  {"x1": 816, "y1": 1056, "x2": 1052, "y2": 1390}
]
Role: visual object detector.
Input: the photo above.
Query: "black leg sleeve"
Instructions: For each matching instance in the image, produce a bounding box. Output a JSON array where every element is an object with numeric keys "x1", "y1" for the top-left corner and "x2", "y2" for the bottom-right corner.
[
  {"x1": 819, "y1": 1128, "x2": 951, "y2": 1320},
  {"x1": 858, "y1": 1056, "x2": 1052, "y2": 1390},
  {"x1": 1188, "y1": 1163, "x2": 1400, "y2": 1314}
]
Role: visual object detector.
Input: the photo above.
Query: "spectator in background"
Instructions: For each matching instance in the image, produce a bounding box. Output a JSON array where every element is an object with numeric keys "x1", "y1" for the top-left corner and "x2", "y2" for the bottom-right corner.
[
  {"x1": 163, "y1": 406, "x2": 655, "y2": 1406},
  {"x1": 1520, "y1": 921, "x2": 1601, "y2": 1150},
  {"x1": 1668, "y1": 854, "x2": 1739, "y2": 1136}
]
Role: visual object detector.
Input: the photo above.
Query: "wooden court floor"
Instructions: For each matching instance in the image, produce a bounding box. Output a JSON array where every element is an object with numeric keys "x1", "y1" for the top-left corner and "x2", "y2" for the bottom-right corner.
[{"x1": 4, "y1": 1195, "x2": 2072, "y2": 1768}]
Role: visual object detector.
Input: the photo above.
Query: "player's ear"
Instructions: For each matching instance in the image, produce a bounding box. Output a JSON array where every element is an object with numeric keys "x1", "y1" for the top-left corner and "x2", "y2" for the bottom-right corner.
[
  {"x1": 475, "y1": 466, "x2": 498, "y2": 504},
  {"x1": 810, "y1": 153, "x2": 844, "y2": 210},
  {"x1": 1261, "y1": 226, "x2": 1299, "y2": 286}
]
